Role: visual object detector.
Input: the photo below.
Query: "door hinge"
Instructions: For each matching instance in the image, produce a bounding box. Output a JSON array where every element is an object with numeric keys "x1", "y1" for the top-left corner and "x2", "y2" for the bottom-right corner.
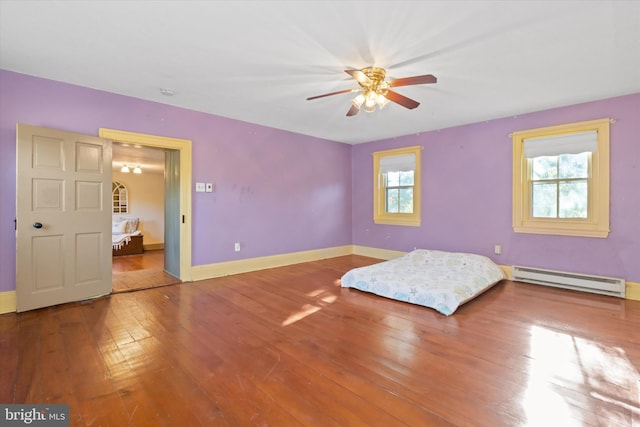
[
  {"x1": 182, "y1": 215, "x2": 185, "y2": 224},
  {"x1": 14, "y1": 218, "x2": 17, "y2": 230}
]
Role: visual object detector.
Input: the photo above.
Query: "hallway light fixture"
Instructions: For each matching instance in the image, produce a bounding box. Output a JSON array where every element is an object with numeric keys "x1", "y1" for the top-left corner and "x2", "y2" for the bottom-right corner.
[
  {"x1": 121, "y1": 164, "x2": 130, "y2": 173},
  {"x1": 133, "y1": 165, "x2": 142, "y2": 174}
]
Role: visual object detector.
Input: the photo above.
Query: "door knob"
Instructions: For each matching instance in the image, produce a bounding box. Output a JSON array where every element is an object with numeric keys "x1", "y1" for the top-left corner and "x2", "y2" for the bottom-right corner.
[{"x1": 33, "y1": 222, "x2": 43, "y2": 229}]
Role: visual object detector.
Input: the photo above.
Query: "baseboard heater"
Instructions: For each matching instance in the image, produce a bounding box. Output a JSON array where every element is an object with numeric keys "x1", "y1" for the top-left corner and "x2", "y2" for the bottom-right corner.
[{"x1": 512, "y1": 266, "x2": 625, "y2": 298}]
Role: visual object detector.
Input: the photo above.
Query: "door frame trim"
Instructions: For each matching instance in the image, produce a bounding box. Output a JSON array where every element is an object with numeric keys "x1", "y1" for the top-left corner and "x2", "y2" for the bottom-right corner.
[{"x1": 99, "y1": 128, "x2": 192, "y2": 282}]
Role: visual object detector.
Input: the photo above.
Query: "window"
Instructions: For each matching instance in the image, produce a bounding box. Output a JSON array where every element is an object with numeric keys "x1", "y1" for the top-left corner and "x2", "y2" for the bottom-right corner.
[
  {"x1": 112, "y1": 181, "x2": 128, "y2": 214},
  {"x1": 373, "y1": 145, "x2": 421, "y2": 226},
  {"x1": 512, "y1": 118, "x2": 610, "y2": 238}
]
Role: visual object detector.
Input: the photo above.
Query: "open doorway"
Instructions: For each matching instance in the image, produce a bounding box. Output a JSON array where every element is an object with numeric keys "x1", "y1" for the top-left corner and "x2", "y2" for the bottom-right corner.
[
  {"x1": 111, "y1": 143, "x2": 180, "y2": 292},
  {"x1": 99, "y1": 127, "x2": 193, "y2": 291}
]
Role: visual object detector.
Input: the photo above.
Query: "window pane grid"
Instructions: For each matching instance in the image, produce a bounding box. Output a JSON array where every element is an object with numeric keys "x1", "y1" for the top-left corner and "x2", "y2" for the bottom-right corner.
[
  {"x1": 385, "y1": 185, "x2": 414, "y2": 213},
  {"x1": 384, "y1": 171, "x2": 414, "y2": 214},
  {"x1": 530, "y1": 153, "x2": 589, "y2": 219}
]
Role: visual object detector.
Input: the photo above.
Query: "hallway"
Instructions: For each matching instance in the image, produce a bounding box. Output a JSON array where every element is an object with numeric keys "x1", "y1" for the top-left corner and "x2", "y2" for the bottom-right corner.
[{"x1": 112, "y1": 250, "x2": 181, "y2": 293}]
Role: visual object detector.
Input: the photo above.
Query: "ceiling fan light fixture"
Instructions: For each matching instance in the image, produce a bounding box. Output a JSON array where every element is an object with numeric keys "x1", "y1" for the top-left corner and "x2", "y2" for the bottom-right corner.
[
  {"x1": 306, "y1": 67, "x2": 437, "y2": 116},
  {"x1": 121, "y1": 164, "x2": 130, "y2": 173},
  {"x1": 352, "y1": 94, "x2": 365, "y2": 108},
  {"x1": 363, "y1": 91, "x2": 377, "y2": 112},
  {"x1": 377, "y1": 94, "x2": 390, "y2": 109},
  {"x1": 363, "y1": 103, "x2": 376, "y2": 113}
]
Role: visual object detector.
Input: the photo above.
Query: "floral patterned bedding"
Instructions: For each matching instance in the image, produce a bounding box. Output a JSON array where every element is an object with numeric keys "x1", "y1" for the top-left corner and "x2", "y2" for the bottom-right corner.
[{"x1": 341, "y1": 249, "x2": 506, "y2": 316}]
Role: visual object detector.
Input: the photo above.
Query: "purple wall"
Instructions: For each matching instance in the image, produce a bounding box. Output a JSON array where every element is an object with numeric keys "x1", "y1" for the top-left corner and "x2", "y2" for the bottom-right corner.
[
  {"x1": 0, "y1": 70, "x2": 353, "y2": 292},
  {"x1": 352, "y1": 92, "x2": 640, "y2": 282},
  {"x1": 2, "y1": 69, "x2": 638, "y2": 295}
]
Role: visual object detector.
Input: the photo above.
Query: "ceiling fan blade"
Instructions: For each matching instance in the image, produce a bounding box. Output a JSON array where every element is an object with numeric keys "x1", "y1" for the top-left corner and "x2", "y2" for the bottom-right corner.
[
  {"x1": 346, "y1": 104, "x2": 360, "y2": 116},
  {"x1": 306, "y1": 88, "x2": 356, "y2": 101},
  {"x1": 388, "y1": 74, "x2": 437, "y2": 87},
  {"x1": 385, "y1": 90, "x2": 420, "y2": 109},
  {"x1": 345, "y1": 69, "x2": 371, "y2": 85}
]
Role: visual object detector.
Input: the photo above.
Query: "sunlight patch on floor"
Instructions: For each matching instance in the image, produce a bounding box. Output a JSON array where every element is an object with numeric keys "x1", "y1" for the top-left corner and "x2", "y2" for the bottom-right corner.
[
  {"x1": 281, "y1": 303, "x2": 322, "y2": 327},
  {"x1": 522, "y1": 325, "x2": 639, "y2": 426},
  {"x1": 282, "y1": 287, "x2": 337, "y2": 326}
]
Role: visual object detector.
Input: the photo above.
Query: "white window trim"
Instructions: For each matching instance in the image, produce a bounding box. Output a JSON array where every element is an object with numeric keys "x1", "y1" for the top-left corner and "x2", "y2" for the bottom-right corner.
[
  {"x1": 373, "y1": 145, "x2": 421, "y2": 226},
  {"x1": 112, "y1": 181, "x2": 128, "y2": 214},
  {"x1": 512, "y1": 118, "x2": 610, "y2": 238}
]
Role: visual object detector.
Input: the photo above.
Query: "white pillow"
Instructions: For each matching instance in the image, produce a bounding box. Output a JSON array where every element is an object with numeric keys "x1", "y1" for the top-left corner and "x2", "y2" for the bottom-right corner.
[
  {"x1": 112, "y1": 221, "x2": 127, "y2": 235},
  {"x1": 125, "y1": 218, "x2": 139, "y2": 233}
]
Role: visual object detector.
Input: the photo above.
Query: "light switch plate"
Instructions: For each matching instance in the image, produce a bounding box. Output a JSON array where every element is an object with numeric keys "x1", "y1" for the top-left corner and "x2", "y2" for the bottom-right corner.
[
  {"x1": 195, "y1": 182, "x2": 205, "y2": 192},
  {"x1": 205, "y1": 183, "x2": 213, "y2": 192}
]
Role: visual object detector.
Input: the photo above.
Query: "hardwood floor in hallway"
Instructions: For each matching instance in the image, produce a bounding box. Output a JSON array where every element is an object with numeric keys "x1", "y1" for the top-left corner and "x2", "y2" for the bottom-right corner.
[{"x1": 112, "y1": 250, "x2": 181, "y2": 293}]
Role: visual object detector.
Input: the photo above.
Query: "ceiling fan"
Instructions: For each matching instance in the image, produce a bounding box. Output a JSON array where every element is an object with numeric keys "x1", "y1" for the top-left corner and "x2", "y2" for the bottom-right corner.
[{"x1": 306, "y1": 67, "x2": 437, "y2": 116}]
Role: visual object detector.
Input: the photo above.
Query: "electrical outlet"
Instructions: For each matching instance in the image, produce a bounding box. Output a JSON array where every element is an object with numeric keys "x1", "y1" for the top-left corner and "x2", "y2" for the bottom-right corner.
[
  {"x1": 494, "y1": 245, "x2": 502, "y2": 255},
  {"x1": 234, "y1": 242, "x2": 240, "y2": 252},
  {"x1": 195, "y1": 182, "x2": 205, "y2": 192}
]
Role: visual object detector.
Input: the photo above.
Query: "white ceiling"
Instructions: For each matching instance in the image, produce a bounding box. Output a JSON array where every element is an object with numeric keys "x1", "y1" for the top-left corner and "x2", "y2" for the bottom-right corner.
[
  {"x1": 1, "y1": 0, "x2": 639, "y2": 146},
  {"x1": 112, "y1": 143, "x2": 166, "y2": 175}
]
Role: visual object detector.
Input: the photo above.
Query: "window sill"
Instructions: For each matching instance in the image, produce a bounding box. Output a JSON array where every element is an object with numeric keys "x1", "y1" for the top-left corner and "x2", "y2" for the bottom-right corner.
[
  {"x1": 513, "y1": 225, "x2": 609, "y2": 238},
  {"x1": 374, "y1": 217, "x2": 421, "y2": 227}
]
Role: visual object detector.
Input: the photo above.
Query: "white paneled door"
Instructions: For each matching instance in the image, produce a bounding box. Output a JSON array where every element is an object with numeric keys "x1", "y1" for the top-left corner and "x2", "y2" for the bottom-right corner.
[{"x1": 16, "y1": 124, "x2": 112, "y2": 312}]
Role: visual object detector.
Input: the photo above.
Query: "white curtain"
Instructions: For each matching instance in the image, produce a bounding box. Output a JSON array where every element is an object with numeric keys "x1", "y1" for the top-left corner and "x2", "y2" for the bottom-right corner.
[
  {"x1": 379, "y1": 153, "x2": 416, "y2": 173},
  {"x1": 524, "y1": 130, "x2": 597, "y2": 158}
]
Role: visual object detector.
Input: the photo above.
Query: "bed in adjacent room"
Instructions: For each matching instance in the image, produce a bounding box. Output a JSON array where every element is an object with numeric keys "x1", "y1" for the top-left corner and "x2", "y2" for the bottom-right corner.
[
  {"x1": 112, "y1": 217, "x2": 144, "y2": 256},
  {"x1": 341, "y1": 249, "x2": 506, "y2": 316}
]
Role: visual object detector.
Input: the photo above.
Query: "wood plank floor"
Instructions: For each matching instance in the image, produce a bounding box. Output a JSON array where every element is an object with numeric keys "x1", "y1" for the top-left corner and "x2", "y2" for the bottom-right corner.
[
  {"x1": 112, "y1": 250, "x2": 181, "y2": 293},
  {"x1": 1, "y1": 255, "x2": 639, "y2": 426}
]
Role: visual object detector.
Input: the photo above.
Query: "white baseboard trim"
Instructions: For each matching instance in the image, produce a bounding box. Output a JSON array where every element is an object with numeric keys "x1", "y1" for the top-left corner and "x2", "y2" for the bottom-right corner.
[
  {"x1": 0, "y1": 291, "x2": 16, "y2": 314},
  {"x1": 191, "y1": 245, "x2": 354, "y2": 281},
  {"x1": 144, "y1": 243, "x2": 164, "y2": 251},
  {"x1": 499, "y1": 265, "x2": 512, "y2": 280},
  {"x1": 627, "y1": 281, "x2": 640, "y2": 301},
  {"x1": 351, "y1": 245, "x2": 406, "y2": 260}
]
